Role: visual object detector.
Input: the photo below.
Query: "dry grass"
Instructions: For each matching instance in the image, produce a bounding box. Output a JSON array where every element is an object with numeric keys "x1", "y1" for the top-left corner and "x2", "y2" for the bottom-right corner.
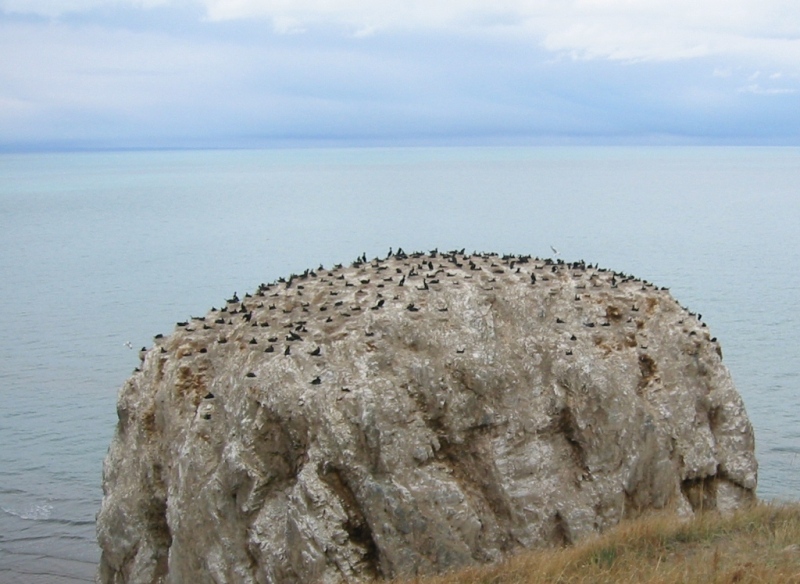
[{"x1": 392, "y1": 502, "x2": 800, "y2": 584}]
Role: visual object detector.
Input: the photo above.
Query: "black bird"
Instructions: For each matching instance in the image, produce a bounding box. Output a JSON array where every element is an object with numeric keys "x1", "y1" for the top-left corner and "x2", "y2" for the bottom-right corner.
[
  {"x1": 407, "y1": 303, "x2": 420, "y2": 312},
  {"x1": 246, "y1": 372, "x2": 256, "y2": 378},
  {"x1": 309, "y1": 347, "x2": 321, "y2": 356},
  {"x1": 265, "y1": 345, "x2": 275, "y2": 353},
  {"x1": 311, "y1": 376, "x2": 322, "y2": 385},
  {"x1": 570, "y1": 334, "x2": 577, "y2": 341},
  {"x1": 249, "y1": 337, "x2": 258, "y2": 344},
  {"x1": 530, "y1": 274, "x2": 536, "y2": 284},
  {"x1": 284, "y1": 345, "x2": 291, "y2": 356}
]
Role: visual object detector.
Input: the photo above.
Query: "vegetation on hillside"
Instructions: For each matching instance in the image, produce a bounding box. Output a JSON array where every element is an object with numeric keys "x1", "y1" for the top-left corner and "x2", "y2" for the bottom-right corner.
[{"x1": 394, "y1": 502, "x2": 800, "y2": 584}]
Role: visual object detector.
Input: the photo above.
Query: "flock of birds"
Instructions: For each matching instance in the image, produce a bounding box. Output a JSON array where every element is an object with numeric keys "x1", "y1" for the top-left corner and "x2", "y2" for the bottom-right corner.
[{"x1": 127, "y1": 248, "x2": 714, "y2": 387}]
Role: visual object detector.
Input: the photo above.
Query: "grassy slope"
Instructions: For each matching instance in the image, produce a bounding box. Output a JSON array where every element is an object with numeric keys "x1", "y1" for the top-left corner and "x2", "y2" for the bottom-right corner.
[{"x1": 394, "y1": 503, "x2": 800, "y2": 584}]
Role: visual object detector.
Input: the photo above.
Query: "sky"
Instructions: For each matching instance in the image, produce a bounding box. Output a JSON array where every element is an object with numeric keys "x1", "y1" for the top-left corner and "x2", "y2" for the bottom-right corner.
[{"x1": 1, "y1": 0, "x2": 800, "y2": 150}]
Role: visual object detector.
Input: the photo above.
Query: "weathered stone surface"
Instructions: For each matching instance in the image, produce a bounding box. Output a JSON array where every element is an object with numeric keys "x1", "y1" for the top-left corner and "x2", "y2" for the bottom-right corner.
[{"x1": 96, "y1": 251, "x2": 757, "y2": 583}]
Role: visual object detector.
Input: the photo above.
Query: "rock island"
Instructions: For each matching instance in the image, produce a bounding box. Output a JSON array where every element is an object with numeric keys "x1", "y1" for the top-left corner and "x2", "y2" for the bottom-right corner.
[{"x1": 97, "y1": 250, "x2": 757, "y2": 583}]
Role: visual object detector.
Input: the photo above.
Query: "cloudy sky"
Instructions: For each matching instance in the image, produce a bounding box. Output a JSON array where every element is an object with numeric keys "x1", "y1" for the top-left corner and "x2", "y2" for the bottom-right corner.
[{"x1": 1, "y1": 0, "x2": 799, "y2": 150}]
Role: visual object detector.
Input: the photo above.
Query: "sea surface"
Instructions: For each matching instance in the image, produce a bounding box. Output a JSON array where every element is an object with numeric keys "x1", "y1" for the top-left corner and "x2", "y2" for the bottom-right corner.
[{"x1": 0, "y1": 146, "x2": 798, "y2": 582}]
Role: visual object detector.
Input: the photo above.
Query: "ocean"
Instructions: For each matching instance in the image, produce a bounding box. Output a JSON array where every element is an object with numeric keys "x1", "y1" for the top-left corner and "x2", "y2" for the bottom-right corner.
[{"x1": 0, "y1": 146, "x2": 798, "y2": 582}]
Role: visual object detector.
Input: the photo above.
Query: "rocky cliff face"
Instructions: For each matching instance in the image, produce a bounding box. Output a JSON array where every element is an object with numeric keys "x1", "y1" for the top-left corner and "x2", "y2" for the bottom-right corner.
[{"x1": 96, "y1": 251, "x2": 757, "y2": 584}]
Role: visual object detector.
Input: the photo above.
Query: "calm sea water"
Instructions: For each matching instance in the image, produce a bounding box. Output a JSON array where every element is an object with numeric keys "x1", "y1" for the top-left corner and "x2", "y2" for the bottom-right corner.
[{"x1": 1, "y1": 146, "x2": 798, "y2": 582}]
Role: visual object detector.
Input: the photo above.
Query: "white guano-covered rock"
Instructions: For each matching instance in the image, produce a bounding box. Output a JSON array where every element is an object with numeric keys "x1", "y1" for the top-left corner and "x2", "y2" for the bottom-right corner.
[{"x1": 96, "y1": 251, "x2": 757, "y2": 583}]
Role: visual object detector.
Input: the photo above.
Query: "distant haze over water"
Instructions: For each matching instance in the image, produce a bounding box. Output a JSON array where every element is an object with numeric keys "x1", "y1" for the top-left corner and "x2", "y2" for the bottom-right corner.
[{"x1": 1, "y1": 146, "x2": 798, "y2": 582}]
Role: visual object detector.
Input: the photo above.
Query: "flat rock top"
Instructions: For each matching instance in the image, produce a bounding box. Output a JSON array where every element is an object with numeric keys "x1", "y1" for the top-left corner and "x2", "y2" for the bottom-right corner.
[{"x1": 154, "y1": 250, "x2": 707, "y2": 384}]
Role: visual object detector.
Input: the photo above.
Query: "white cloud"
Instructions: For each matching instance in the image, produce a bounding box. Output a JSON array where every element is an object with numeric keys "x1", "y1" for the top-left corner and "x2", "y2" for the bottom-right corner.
[
  {"x1": 197, "y1": 0, "x2": 800, "y2": 66},
  {"x1": 1, "y1": 0, "x2": 799, "y2": 147},
  {"x1": 0, "y1": 0, "x2": 171, "y2": 18},
  {"x1": 5, "y1": 0, "x2": 800, "y2": 66},
  {"x1": 738, "y1": 84, "x2": 796, "y2": 95}
]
